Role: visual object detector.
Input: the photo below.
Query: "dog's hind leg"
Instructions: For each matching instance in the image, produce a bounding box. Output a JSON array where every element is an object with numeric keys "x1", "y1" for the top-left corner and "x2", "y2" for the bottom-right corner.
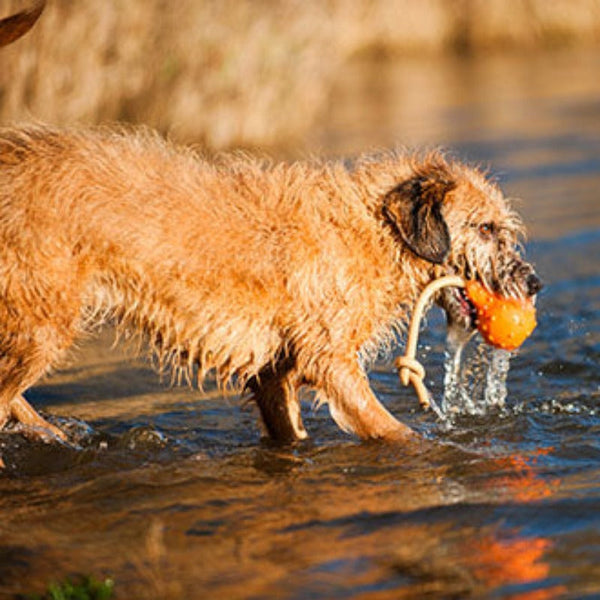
[
  {"x1": 0, "y1": 321, "x2": 76, "y2": 442},
  {"x1": 246, "y1": 356, "x2": 307, "y2": 443},
  {"x1": 0, "y1": 394, "x2": 66, "y2": 442}
]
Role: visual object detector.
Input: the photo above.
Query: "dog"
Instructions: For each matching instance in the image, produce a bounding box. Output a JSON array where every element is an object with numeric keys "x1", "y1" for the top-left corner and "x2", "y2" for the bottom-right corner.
[
  {"x1": 0, "y1": 125, "x2": 542, "y2": 443},
  {"x1": 0, "y1": 5, "x2": 542, "y2": 444}
]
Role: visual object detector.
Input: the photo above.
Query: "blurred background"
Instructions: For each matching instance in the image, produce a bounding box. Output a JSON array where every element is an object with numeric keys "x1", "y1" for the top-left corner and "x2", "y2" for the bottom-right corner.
[{"x1": 1, "y1": 1, "x2": 599, "y2": 148}]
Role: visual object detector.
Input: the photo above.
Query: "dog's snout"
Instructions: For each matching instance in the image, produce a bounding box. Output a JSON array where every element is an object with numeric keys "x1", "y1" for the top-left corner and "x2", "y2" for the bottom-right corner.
[{"x1": 526, "y1": 272, "x2": 543, "y2": 296}]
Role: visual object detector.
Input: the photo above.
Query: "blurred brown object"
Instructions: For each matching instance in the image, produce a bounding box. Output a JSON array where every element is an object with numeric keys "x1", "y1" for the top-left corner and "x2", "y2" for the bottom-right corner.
[{"x1": 0, "y1": 0, "x2": 44, "y2": 47}]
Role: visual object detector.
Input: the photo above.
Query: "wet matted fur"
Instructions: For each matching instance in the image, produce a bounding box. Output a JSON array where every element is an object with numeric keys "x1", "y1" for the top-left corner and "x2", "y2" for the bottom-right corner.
[{"x1": 0, "y1": 125, "x2": 542, "y2": 442}]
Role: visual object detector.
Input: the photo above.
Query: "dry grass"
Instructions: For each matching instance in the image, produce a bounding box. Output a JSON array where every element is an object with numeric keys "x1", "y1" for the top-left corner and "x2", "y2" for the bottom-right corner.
[
  {"x1": 1, "y1": 0, "x2": 600, "y2": 150},
  {"x1": 0, "y1": 0, "x2": 334, "y2": 149}
]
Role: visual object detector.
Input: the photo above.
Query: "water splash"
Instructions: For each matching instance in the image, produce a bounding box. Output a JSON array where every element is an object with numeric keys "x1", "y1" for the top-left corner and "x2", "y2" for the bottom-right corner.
[{"x1": 429, "y1": 336, "x2": 511, "y2": 420}]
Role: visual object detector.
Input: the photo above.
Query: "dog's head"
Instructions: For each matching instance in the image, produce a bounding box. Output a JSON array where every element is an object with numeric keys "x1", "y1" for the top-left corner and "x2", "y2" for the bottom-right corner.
[{"x1": 382, "y1": 155, "x2": 542, "y2": 340}]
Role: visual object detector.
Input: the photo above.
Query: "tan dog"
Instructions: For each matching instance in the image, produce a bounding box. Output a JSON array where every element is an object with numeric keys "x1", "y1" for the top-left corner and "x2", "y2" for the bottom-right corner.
[
  {"x1": 0, "y1": 125, "x2": 542, "y2": 443},
  {"x1": 0, "y1": 4, "x2": 541, "y2": 444}
]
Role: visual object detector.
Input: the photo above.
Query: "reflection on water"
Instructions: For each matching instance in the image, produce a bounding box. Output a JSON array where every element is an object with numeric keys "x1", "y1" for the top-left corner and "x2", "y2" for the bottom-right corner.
[{"x1": 1, "y1": 49, "x2": 600, "y2": 598}]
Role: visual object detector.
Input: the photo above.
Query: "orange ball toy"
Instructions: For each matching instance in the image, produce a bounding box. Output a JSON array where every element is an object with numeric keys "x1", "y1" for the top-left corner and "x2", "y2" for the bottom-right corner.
[{"x1": 464, "y1": 280, "x2": 537, "y2": 351}]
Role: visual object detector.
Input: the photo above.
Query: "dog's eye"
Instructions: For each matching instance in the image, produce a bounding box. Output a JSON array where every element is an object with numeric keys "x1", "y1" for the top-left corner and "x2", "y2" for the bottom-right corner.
[{"x1": 478, "y1": 222, "x2": 494, "y2": 239}]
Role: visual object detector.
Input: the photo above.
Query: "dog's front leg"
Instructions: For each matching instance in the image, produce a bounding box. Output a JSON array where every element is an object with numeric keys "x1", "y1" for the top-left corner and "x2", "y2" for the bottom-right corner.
[
  {"x1": 246, "y1": 357, "x2": 307, "y2": 443},
  {"x1": 320, "y1": 360, "x2": 414, "y2": 441}
]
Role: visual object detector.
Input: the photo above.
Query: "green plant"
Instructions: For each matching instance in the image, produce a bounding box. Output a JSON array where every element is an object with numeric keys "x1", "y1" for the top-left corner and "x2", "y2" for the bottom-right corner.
[{"x1": 25, "y1": 576, "x2": 114, "y2": 600}]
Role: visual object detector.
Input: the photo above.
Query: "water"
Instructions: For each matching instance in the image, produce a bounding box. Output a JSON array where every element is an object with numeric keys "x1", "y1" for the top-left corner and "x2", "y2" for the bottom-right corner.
[
  {"x1": 438, "y1": 342, "x2": 511, "y2": 418},
  {"x1": 1, "y1": 50, "x2": 600, "y2": 599}
]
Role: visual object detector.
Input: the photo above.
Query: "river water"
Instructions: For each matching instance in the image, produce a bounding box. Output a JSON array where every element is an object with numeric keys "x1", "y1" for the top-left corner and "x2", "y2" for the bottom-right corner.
[{"x1": 1, "y1": 50, "x2": 599, "y2": 599}]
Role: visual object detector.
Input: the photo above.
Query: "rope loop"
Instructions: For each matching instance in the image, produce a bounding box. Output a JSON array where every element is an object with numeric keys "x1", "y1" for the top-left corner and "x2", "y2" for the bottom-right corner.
[{"x1": 395, "y1": 275, "x2": 466, "y2": 408}]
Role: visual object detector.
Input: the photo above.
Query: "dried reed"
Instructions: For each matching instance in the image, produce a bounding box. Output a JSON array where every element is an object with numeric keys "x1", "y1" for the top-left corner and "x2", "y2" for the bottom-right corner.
[{"x1": 1, "y1": 0, "x2": 600, "y2": 149}]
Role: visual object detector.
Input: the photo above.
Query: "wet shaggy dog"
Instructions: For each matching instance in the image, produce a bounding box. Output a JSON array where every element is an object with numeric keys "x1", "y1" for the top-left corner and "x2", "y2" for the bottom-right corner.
[{"x1": 0, "y1": 125, "x2": 542, "y2": 443}]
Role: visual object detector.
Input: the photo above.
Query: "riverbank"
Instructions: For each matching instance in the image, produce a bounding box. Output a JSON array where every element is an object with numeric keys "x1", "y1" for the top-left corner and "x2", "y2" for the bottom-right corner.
[{"x1": 1, "y1": 0, "x2": 600, "y2": 150}]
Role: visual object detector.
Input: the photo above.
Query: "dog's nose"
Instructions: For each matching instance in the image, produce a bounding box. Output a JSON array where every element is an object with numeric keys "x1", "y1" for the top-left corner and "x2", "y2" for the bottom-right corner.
[{"x1": 526, "y1": 273, "x2": 543, "y2": 296}]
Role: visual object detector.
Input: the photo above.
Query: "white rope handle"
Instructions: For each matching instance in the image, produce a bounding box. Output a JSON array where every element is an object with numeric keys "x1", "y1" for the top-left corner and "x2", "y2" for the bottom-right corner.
[{"x1": 395, "y1": 275, "x2": 466, "y2": 408}]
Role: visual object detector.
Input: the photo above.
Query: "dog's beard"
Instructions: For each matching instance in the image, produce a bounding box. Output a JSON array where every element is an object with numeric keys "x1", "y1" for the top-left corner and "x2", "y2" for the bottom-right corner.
[{"x1": 438, "y1": 285, "x2": 478, "y2": 349}]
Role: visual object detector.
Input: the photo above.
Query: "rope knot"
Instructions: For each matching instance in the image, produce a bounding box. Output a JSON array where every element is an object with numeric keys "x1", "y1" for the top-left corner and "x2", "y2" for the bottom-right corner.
[{"x1": 395, "y1": 355, "x2": 430, "y2": 408}]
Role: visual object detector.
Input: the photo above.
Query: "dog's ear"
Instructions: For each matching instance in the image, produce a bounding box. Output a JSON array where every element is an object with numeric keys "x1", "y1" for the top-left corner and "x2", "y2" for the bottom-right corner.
[{"x1": 382, "y1": 167, "x2": 455, "y2": 264}]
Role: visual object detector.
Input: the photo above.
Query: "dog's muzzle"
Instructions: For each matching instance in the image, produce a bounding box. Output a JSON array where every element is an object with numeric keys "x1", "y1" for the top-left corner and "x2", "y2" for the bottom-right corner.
[
  {"x1": 438, "y1": 262, "x2": 543, "y2": 339},
  {"x1": 526, "y1": 272, "x2": 543, "y2": 296}
]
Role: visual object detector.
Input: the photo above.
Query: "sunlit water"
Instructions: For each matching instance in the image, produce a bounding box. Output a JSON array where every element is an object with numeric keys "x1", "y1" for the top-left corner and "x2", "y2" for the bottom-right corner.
[
  {"x1": 1, "y1": 50, "x2": 600, "y2": 599},
  {"x1": 433, "y1": 341, "x2": 511, "y2": 420}
]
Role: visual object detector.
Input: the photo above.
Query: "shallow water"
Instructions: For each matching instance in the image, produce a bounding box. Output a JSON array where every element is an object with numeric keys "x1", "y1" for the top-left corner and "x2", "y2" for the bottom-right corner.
[
  {"x1": 436, "y1": 342, "x2": 511, "y2": 419},
  {"x1": 1, "y1": 50, "x2": 600, "y2": 599}
]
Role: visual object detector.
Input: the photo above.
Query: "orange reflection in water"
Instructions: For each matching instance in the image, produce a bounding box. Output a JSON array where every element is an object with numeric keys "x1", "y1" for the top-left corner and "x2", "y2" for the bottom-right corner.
[
  {"x1": 463, "y1": 448, "x2": 565, "y2": 599},
  {"x1": 488, "y1": 447, "x2": 560, "y2": 502},
  {"x1": 469, "y1": 535, "x2": 564, "y2": 599}
]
